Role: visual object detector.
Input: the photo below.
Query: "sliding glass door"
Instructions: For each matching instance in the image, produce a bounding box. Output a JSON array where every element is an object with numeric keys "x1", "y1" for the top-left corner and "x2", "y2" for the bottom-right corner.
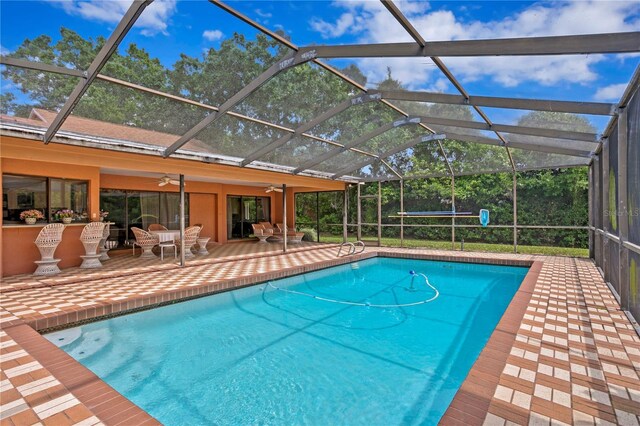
[
  {"x1": 227, "y1": 195, "x2": 270, "y2": 239},
  {"x1": 100, "y1": 189, "x2": 189, "y2": 248}
]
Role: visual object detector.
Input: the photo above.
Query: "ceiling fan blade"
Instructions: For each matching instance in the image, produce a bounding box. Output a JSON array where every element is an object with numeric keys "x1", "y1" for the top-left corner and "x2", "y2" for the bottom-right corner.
[
  {"x1": 169, "y1": 179, "x2": 180, "y2": 185},
  {"x1": 159, "y1": 181, "x2": 168, "y2": 187},
  {"x1": 274, "y1": 188, "x2": 283, "y2": 192}
]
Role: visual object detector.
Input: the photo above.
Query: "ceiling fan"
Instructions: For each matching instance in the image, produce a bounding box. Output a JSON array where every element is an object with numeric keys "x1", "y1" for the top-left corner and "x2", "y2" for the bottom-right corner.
[
  {"x1": 265, "y1": 185, "x2": 283, "y2": 193},
  {"x1": 158, "y1": 175, "x2": 180, "y2": 187}
]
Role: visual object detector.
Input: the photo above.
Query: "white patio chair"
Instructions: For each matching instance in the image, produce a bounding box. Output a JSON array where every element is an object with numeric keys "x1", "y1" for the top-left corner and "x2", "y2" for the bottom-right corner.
[
  {"x1": 33, "y1": 223, "x2": 66, "y2": 276},
  {"x1": 80, "y1": 222, "x2": 106, "y2": 268},
  {"x1": 131, "y1": 227, "x2": 160, "y2": 259},
  {"x1": 175, "y1": 226, "x2": 201, "y2": 258}
]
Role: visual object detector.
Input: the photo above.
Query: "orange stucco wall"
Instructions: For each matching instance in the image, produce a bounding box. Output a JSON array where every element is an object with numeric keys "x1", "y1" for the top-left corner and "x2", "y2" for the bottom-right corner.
[
  {"x1": 1, "y1": 135, "x2": 345, "y2": 276},
  {"x1": 189, "y1": 193, "x2": 217, "y2": 240},
  {"x1": 3, "y1": 225, "x2": 86, "y2": 276}
]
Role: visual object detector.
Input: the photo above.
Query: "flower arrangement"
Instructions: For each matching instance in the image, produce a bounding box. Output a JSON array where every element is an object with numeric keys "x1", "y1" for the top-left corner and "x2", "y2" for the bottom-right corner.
[
  {"x1": 99, "y1": 210, "x2": 109, "y2": 218},
  {"x1": 56, "y1": 209, "x2": 74, "y2": 218},
  {"x1": 19, "y1": 209, "x2": 45, "y2": 220}
]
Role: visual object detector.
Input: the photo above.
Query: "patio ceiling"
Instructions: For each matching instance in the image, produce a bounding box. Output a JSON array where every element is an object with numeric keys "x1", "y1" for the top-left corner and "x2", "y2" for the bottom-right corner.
[
  {"x1": 1, "y1": 0, "x2": 638, "y2": 183},
  {"x1": 100, "y1": 167, "x2": 291, "y2": 188}
]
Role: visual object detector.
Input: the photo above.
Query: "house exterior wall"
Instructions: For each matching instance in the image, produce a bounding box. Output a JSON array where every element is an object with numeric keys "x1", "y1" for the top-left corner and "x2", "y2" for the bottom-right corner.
[{"x1": 1, "y1": 135, "x2": 345, "y2": 277}]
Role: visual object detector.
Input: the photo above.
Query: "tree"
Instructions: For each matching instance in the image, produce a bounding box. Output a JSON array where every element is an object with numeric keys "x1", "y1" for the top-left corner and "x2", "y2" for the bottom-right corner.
[
  {"x1": 512, "y1": 111, "x2": 596, "y2": 170},
  {"x1": 339, "y1": 64, "x2": 367, "y2": 87}
]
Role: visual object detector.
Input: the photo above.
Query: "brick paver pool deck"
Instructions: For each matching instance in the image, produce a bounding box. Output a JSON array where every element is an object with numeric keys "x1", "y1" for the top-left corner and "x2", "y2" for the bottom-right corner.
[{"x1": 1, "y1": 243, "x2": 639, "y2": 425}]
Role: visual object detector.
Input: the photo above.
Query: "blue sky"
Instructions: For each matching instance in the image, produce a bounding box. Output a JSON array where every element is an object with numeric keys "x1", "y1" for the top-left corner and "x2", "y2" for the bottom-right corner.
[{"x1": 1, "y1": 0, "x2": 639, "y2": 131}]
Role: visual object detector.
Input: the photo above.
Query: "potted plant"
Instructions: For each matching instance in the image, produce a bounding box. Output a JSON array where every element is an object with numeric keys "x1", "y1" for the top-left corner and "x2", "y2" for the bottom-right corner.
[
  {"x1": 19, "y1": 209, "x2": 45, "y2": 225},
  {"x1": 56, "y1": 209, "x2": 74, "y2": 224},
  {"x1": 99, "y1": 209, "x2": 109, "y2": 222}
]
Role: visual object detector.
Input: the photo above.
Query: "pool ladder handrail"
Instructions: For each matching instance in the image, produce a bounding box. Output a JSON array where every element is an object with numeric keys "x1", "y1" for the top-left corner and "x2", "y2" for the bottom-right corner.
[{"x1": 337, "y1": 241, "x2": 365, "y2": 257}]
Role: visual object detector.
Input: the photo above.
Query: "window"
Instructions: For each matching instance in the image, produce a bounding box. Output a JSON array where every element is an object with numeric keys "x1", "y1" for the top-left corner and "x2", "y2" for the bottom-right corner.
[
  {"x1": 49, "y1": 179, "x2": 89, "y2": 220},
  {"x1": 2, "y1": 174, "x2": 89, "y2": 224}
]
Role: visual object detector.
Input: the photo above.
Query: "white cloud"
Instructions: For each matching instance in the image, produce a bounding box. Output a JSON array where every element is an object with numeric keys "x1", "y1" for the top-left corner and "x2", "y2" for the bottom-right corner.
[
  {"x1": 430, "y1": 78, "x2": 450, "y2": 93},
  {"x1": 308, "y1": 1, "x2": 640, "y2": 90},
  {"x1": 310, "y1": 13, "x2": 357, "y2": 39},
  {"x1": 44, "y1": 0, "x2": 177, "y2": 36},
  {"x1": 255, "y1": 9, "x2": 272, "y2": 19},
  {"x1": 594, "y1": 83, "x2": 627, "y2": 101},
  {"x1": 203, "y1": 29, "x2": 224, "y2": 42},
  {"x1": 0, "y1": 45, "x2": 10, "y2": 55}
]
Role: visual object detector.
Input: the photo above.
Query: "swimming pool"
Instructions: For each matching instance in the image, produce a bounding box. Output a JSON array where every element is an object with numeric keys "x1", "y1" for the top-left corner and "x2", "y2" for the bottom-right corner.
[{"x1": 46, "y1": 257, "x2": 528, "y2": 425}]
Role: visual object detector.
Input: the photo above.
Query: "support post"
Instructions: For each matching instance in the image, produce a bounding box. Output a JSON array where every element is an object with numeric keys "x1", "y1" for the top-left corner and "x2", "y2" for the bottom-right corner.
[
  {"x1": 618, "y1": 108, "x2": 629, "y2": 309},
  {"x1": 602, "y1": 138, "x2": 610, "y2": 281},
  {"x1": 179, "y1": 174, "x2": 185, "y2": 267},
  {"x1": 316, "y1": 192, "x2": 320, "y2": 243},
  {"x1": 593, "y1": 156, "x2": 602, "y2": 265},
  {"x1": 357, "y1": 184, "x2": 362, "y2": 241},
  {"x1": 588, "y1": 163, "x2": 594, "y2": 258},
  {"x1": 378, "y1": 181, "x2": 382, "y2": 247},
  {"x1": 343, "y1": 186, "x2": 348, "y2": 243},
  {"x1": 283, "y1": 184, "x2": 287, "y2": 253},
  {"x1": 282, "y1": 184, "x2": 288, "y2": 253},
  {"x1": 513, "y1": 172, "x2": 518, "y2": 253},
  {"x1": 400, "y1": 179, "x2": 404, "y2": 248},
  {"x1": 451, "y1": 175, "x2": 455, "y2": 250}
]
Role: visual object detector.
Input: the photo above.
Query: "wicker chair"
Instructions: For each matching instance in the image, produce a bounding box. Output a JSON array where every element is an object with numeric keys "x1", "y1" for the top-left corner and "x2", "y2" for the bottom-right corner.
[
  {"x1": 175, "y1": 226, "x2": 201, "y2": 258},
  {"x1": 33, "y1": 223, "x2": 66, "y2": 276},
  {"x1": 194, "y1": 224, "x2": 210, "y2": 254},
  {"x1": 98, "y1": 221, "x2": 111, "y2": 261},
  {"x1": 259, "y1": 222, "x2": 282, "y2": 242},
  {"x1": 276, "y1": 223, "x2": 305, "y2": 243},
  {"x1": 259, "y1": 222, "x2": 276, "y2": 234},
  {"x1": 251, "y1": 223, "x2": 272, "y2": 243},
  {"x1": 79, "y1": 222, "x2": 106, "y2": 268},
  {"x1": 131, "y1": 227, "x2": 160, "y2": 258},
  {"x1": 148, "y1": 224, "x2": 168, "y2": 232}
]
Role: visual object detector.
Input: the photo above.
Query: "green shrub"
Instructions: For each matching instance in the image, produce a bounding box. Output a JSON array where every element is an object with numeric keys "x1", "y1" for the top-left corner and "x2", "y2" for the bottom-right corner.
[{"x1": 299, "y1": 227, "x2": 318, "y2": 242}]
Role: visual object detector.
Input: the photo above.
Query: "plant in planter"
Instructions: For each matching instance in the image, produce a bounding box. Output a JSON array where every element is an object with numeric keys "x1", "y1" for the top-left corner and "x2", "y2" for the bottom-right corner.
[
  {"x1": 99, "y1": 210, "x2": 109, "y2": 221},
  {"x1": 19, "y1": 209, "x2": 45, "y2": 225},
  {"x1": 298, "y1": 227, "x2": 318, "y2": 242},
  {"x1": 56, "y1": 209, "x2": 74, "y2": 224}
]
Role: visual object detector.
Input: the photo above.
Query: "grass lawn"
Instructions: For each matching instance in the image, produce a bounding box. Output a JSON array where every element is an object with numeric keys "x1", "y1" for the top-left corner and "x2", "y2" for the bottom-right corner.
[{"x1": 318, "y1": 235, "x2": 588, "y2": 257}]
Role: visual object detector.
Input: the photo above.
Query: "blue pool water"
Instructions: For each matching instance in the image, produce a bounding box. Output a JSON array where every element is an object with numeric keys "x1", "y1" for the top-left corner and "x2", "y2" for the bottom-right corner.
[{"x1": 46, "y1": 257, "x2": 528, "y2": 425}]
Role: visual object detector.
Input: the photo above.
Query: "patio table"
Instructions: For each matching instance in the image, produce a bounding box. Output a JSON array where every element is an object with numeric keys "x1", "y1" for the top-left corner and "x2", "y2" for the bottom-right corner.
[{"x1": 149, "y1": 230, "x2": 181, "y2": 243}]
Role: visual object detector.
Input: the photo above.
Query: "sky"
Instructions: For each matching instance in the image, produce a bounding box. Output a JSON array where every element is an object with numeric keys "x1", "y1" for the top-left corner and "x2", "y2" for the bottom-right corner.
[{"x1": 1, "y1": 0, "x2": 639, "y2": 132}]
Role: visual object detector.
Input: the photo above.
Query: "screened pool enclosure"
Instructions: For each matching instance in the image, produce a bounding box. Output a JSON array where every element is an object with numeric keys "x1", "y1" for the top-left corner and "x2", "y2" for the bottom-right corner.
[{"x1": 1, "y1": 0, "x2": 639, "y2": 320}]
